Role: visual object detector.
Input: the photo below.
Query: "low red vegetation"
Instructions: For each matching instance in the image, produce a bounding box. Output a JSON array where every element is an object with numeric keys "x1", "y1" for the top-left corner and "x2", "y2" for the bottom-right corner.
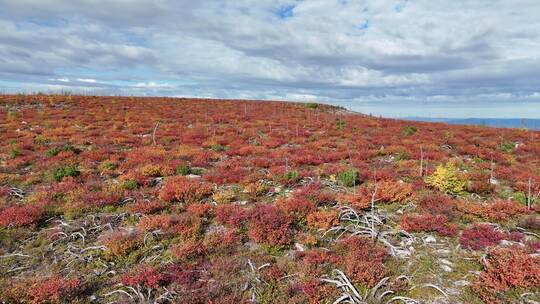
[
  {"x1": 291, "y1": 279, "x2": 339, "y2": 304},
  {"x1": 248, "y1": 204, "x2": 294, "y2": 247},
  {"x1": 186, "y1": 202, "x2": 213, "y2": 218},
  {"x1": 336, "y1": 236, "x2": 388, "y2": 287},
  {"x1": 306, "y1": 209, "x2": 340, "y2": 230},
  {"x1": 128, "y1": 199, "x2": 168, "y2": 214},
  {"x1": 136, "y1": 213, "x2": 202, "y2": 240},
  {"x1": 0, "y1": 204, "x2": 45, "y2": 228},
  {"x1": 215, "y1": 204, "x2": 249, "y2": 228},
  {"x1": 455, "y1": 199, "x2": 527, "y2": 221},
  {"x1": 291, "y1": 182, "x2": 336, "y2": 205},
  {"x1": 121, "y1": 265, "x2": 166, "y2": 289},
  {"x1": 159, "y1": 176, "x2": 213, "y2": 203},
  {"x1": 2, "y1": 276, "x2": 82, "y2": 304},
  {"x1": 376, "y1": 180, "x2": 414, "y2": 203},
  {"x1": 400, "y1": 213, "x2": 458, "y2": 236},
  {"x1": 276, "y1": 197, "x2": 316, "y2": 223},
  {"x1": 204, "y1": 229, "x2": 242, "y2": 254},
  {"x1": 296, "y1": 248, "x2": 339, "y2": 277},
  {"x1": 172, "y1": 240, "x2": 207, "y2": 261},
  {"x1": 459, "y1": 223, "x2": 506, "y2": 250},
  {"x1": 473, "y1": 246, "x2": 540, "y2": 303},
  {"x1": 101, "y1": 229, "x2": 140, "y2": 257},
  {"x1": 417, "y1": 192, "x2": 457, "y2": 219}
]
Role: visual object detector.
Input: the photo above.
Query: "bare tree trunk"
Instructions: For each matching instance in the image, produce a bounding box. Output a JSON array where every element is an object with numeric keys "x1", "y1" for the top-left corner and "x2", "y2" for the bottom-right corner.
[
  {"x1": 528, "y1": 178, "x2": 532, "y2": 211},
  {"x1": 371, "y1": 184, "x2": 378, "y2": 240},
  {"x1": 152, "y1": 122, "x2": 160, "y2": 145},
  {"x1": 419, "y1": 146, "x2": 424, "y2": 177}
]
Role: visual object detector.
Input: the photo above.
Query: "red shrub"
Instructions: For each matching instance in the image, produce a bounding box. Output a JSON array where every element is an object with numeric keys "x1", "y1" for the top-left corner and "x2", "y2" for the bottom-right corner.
[
  {"x1": 186, "y1": 202, "x2": 213, "y2": 218},
  {"x1": 336, "y1": 191, "x2": 371, "y2": 210},
  {"x1": 215, "y1": 204, "x2": 249, "y2": 228},
  {"x1": 484, "y1": 200, "x2": 527, "y2": 221},
  {"x1": 377, "y1": 180, "x2": 414, "y2": 203},
  {"x1": 0, "y1": 204, "x2": 45, "y2": 228},
  {"x1": 248, "y1": 204, "x2": 293, "y2": 247},
  {"x1": 292, "y1": 182, "x2": 335, "y2": 205},
  {"x1": 296, "y1": 248, "x2": 339, "y2": 276},
  {"x1": 121, "y1": 265, "x2": 166, "y2": 289},
  {"x1": 519, "y1": 215, "x2": 540, "y2": 229},
  {"x1": 204, "y1": 164, "x2": 249, "y2": 185},
  {"x1": 263, "y1": 264, "x2": 286, "y2": 282},
  {"x1": 101, "y1": 229, "x2": 141, "y2": 257},
  {"x1": 29, "y1": 277, "x2": 81, "y2": 304},
  {"x1": 336, "y1": 236, "x2": 388, "y2": 287},
  {"x1": 292, "y1": 279, "x2": 339, "y2": 304},
  {"x1": 168, "y1": 213, "x2": 203, "y2": 240},
  {"x1": 417, "y1": 192, "x2": 457, "y2": 219},
  {"x1": 75, "y1": 189, "x2": 122, "y2": 207},
  {"x1": 205, "y1": 229, "x2": 242, "y2": 254},
  {"x1": 400, "y1": 213, "x2": 457, "y2": 236},
  {"x1": 306, "y1": 209, "x2": 339, "y2": 230},
  {"x1": 137, "y1": 213, "x2": 202, "y2": 240},
  {"x1": 473, "y1": 246, "x2": 540, "y2": 302},
  {"x1": 460, "y1": 223, "x2": 505, "y2": 250},
  {"x1": 276, "y1": 197, "x2": 316, "y2": 223},
  {"x1": 172, "y1": 240, "x2": 207, "y2": 261},
  {"x1": 159, "y1": 176, "x2": 213, "y2": 203},
  {"x1": 137, "y1": 214, "x2": 175, "y2": 232},
  {"x1": 466, "y1": 170, "x2": 495, "y2": 195}
]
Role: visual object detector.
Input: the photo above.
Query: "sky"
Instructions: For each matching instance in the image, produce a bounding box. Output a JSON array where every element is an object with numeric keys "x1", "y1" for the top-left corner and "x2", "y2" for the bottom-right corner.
[{"x1": 1, "y1": 0, "x2": 540, "y2": 118}]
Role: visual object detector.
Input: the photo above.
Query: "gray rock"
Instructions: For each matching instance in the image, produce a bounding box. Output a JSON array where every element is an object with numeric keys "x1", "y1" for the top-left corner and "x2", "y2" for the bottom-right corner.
[{"x1": 424, "y1": 235, "x2": 437, "y2": 243}]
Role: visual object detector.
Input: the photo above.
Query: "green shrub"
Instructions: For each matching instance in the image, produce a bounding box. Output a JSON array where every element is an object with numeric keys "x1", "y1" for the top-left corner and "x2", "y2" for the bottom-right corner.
[
  {"x1": 500, "y1": 142, "x2": 516, "y2": 153},
  {"x1": 304, "y1": 102, "x2": 319, "y2": 109},
  {"x1": 123, "y1": 180, "x2": 138, "y2": 190},
  {"x1": 513, "y1": 192, "x2": 527, "y2": 205},
  {"x1": 283, "y1": 171, "x2": 299, "y2": 181},
  {"x1": 8, "y1": 148, "x2": 21, "y2": 158},
  {"x1": 45, "y1": 144, "x2": 78, "y2": 157},
  {"x1": 337, "y1": 169, "x2": 358, "y2": 187},
  {"x1": 176, "y1": 165, "x2": 192, "y2": 176},
  {"x1": 402, "y1": 126, "x2": 417, "y2": 136},
  {"x1": 99, "y1": 161, "x2": 117, "y2": 171},
  {"x1": 45, "y1": 147, "x2": 61, "y2": 157},
  {"x1": 210, "y1": 144, "x2": 225, "y2": 152},
  {"x1": 53, "y1": 165, "x2": 80, "y2": 182},
  {"x1": 335, "y1": 119, "x2": 346, "y2": 130}
]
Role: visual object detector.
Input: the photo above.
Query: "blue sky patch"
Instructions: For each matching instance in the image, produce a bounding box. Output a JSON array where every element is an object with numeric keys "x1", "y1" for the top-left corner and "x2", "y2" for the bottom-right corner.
[{"x1": 275, "y1": 4, "x2": 295, "y2": 19}]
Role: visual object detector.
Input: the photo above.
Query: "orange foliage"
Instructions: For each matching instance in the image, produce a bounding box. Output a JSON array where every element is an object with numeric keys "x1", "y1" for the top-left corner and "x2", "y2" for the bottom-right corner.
[{"x1": 159, "y1": 176, "x2": 213, "y2": 203}]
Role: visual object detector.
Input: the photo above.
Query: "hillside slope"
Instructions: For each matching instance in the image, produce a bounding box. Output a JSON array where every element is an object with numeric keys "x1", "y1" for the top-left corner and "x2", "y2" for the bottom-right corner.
[{"x1": 1, "y1": 95, "x2": 539, "y2": 304}]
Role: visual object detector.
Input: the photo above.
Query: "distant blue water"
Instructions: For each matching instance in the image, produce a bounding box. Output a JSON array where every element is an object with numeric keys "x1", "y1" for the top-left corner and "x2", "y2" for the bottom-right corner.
[{"x1": 402, "y1": 117, "x2": 540, "y2": 130}]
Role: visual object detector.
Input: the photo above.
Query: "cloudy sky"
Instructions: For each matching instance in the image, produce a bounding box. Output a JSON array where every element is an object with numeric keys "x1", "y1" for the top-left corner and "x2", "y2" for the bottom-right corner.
[{"x1": 1, "y1": 0, "x2": 540, "y2": 118}]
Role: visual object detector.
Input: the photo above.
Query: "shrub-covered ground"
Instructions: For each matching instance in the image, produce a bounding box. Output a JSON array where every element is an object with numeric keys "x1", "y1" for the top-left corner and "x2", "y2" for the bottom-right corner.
[{"x1": 0, "y1": 95, "x2": 539, "y2": 304}]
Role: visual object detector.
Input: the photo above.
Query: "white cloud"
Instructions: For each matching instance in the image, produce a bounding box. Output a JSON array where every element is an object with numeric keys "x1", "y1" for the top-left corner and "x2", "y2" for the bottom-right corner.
[
  {"x1": 76, "y1": 78, "x2": 97, "y2": 83},
  {"x1": 132, "y1": 82, "x2": 172, "y2": 88},
  {"x1": 0, "y1": 0, "x2": 540, "y2": 117}
]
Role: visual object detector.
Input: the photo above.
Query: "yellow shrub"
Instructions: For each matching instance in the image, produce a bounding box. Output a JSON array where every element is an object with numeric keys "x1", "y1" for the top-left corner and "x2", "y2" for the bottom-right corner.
[
  {"x1": 425, "y1": 163, "x2": 466, "y2": 194},
  {"x1": 212, "y1": 188, "x2": 236, "y2": 204}
]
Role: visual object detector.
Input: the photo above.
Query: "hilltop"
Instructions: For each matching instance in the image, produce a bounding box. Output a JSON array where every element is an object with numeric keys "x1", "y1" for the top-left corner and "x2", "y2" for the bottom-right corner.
[{"x1": 0, "y1": 95, "x2": 539, "y2": 304}]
